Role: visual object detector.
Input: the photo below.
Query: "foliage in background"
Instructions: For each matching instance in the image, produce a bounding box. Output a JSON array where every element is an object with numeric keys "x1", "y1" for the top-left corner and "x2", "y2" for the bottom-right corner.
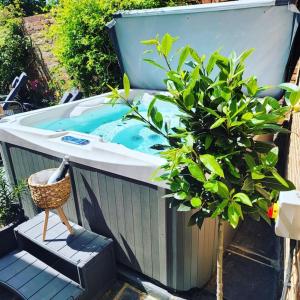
[
  {"x1": 0, "y1": 0, "x2": 49, "y2": 16},
  {"x1": 0, "y1": 4, "x2": 30, "y2": 94},
  {"x1": 0, "y1": 168, "x2": 24, "y2": 226},
  {"x1": 109, "y1": 34, "x2": 295, "y2": 229},
  {"x1": 49, "y1": 0, "x2": 190, "y2": 96}
]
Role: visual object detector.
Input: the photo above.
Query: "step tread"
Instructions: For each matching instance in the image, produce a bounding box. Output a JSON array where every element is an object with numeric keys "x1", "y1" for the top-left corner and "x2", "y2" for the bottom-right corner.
[
  {"x1": 0, "y1": 250, "x2": 83, "y2": 300},
  {"x1": 15, "y1": 211, "x2": 112, "y2": 266}
]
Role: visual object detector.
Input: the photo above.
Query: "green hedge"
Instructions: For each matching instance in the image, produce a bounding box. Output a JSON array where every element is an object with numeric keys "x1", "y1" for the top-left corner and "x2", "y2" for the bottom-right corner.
[
  {"x1": 0, "y1": 4, "x2": 29, "y2": 94},
  {"x1": 49, "y1": 0, "x2": 186, "y2": 96},
  {"x1": 0, "y1": 0, "x2": 49, "y2": 16}
]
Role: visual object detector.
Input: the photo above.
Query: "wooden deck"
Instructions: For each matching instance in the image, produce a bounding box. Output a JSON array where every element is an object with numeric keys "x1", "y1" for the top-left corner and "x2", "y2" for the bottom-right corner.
[
  {"x1": 0, "y1": 250, "x2": 83, "y2": 300},
  {"x1": 15, "y1": 212, "x2": 112, "y2": 267}
]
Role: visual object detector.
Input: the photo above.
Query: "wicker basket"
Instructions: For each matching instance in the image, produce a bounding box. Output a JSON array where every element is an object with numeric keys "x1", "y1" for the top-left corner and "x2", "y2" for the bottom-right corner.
[{"x1": 28, "y1": 168, "x2": 71, "y2": 209}]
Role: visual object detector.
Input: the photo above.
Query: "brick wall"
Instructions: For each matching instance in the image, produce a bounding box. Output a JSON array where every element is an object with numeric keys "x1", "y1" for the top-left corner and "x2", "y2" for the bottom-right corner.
[{"x1": 23, "y1": 14, "x2": 68, "y2": 100}]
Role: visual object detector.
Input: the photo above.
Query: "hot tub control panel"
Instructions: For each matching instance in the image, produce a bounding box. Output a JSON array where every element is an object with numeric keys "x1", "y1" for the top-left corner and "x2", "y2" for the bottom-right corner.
[{"x1": 62, "y1": 135, "x2": 90, "y2": 145}]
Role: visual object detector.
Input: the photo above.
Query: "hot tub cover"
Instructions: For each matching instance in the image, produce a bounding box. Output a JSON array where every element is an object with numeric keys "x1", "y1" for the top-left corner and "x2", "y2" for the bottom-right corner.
[{"x1": 108, "y1": 0, "x2": 299, "y2": 98}]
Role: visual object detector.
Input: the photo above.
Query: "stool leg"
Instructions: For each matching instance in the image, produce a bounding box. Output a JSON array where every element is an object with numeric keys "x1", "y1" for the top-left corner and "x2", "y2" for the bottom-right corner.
[
  {"x1": 43, "y1": 209, "x2": 50, "y2": 241},
  {"x1": 56, "y1": 206, "x2": 74, "y2": 235}
]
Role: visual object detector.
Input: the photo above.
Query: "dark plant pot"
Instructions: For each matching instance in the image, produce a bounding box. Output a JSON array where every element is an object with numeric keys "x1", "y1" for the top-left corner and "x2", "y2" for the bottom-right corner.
[
  {"x1": 254, "y1": 134, "x2": 274, "y2": 143},
  {"x1": 0, "y1": 222, "x2": 18, "y2": 257}
]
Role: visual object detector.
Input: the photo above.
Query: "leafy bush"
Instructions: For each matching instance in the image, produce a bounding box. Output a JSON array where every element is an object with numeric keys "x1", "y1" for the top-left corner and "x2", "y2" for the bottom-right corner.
[
  {"x1": 0, "y1": 0, "x2": 49, "y2": 16},
  {"x1": 109, "y1": 34, "x2": 295, "y2": 229},
  {"x1": 0, "y1": 4, "x2": 30, "y2": 94},
  {"x1": 49, "y1": 0, "x2": 184, "y2": 96},
  {"x1": 0, "y1": 168, "x2": 24, "y2": 226}
]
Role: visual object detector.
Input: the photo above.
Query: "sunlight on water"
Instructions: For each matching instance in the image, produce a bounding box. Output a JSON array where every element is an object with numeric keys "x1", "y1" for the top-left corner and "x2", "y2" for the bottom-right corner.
[{"x1": 35, "y1": 99, "x2": 178, "y2": 155}]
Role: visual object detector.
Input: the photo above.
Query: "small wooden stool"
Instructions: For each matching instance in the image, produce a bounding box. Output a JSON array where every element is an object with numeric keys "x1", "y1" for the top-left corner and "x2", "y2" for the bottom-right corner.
[{"x1": 28, "y1": 169, "x2": 74, "y2": 241}]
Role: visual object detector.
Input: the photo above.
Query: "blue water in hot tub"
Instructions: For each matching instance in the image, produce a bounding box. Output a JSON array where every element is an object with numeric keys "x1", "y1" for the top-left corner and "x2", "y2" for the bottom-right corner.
[{"x1": 35, "y1": 101, "x2": 178, "y2": 154}]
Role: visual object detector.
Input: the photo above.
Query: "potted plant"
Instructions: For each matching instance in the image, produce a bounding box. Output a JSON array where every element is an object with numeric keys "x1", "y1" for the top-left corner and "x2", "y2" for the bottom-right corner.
[
  {"x1": 109, "y1": 34, "x2": 295, "y2": 299},
  {"x1": 0, "y1": 168, "x2": 25, "y2": 256}
]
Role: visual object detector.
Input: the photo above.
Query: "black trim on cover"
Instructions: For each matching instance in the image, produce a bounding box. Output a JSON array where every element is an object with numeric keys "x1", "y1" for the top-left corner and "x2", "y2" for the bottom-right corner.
[
  {"x1": 275, "y1": 0, "x2": 289, "y2": 5},
  {"x1": 105, "y1": 20, "x2": 125, "y2": 75}
]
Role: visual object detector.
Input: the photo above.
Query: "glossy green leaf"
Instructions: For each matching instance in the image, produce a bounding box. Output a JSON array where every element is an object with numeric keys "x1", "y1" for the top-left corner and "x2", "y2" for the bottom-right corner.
[
  {"x1": 123, "y1": 74, "x2": 130, "y2": 98},
  {"x1": 205, "y1": 135, "x2": 213, "y2": 150},
  {"x1": 174, "y1": 191, "x2": 187, "y2": 200},
  {"x1": 191, "y1": 197, "x2": 202, "y2": 208},
  {"x1": 224, "y1": 158, "x2": 240, "y2": 178},
  {"x1": 147, "y1": 97, "x2": 157, "y2": 118},
  {"x1": 265, "y1": 147, "x2": 278, "y2": 167},
  {"x1": 143, "y1": 58, "x2": 166, "y2": 70},
  {"x1": 211, "y1": 199, "x2": 229, "y2": 218},
  {"x1": 161, "y1": 33, "x2": 177, "y2": 57},
  {"x1": 188, "y1": 162, "x2": 206, "y2": 183},
  {"x1": 233, "y1": 192, "x2": 252, "y2": 206},
  {"x1": 244, "y1": 154, "x2": 256, "y2": 170},
  {"x1": 177, "y1": 46, "x2": 190, "y2": 72},
  {"x1": 228, "y1": 203, "x2": 239, "y2": 228},
  {"x1": 237, "y1": 48, "x2": 254, "y2": 64},
  {"x1": 251, "y1": 170, "x2": 265, "y2": 180},
  {"x1": 177, "y1": 203, "x2": 191, "y2": 212},
  {"x1": 242, "y1": 177, "x2": 254, "y2": 191},
  {"x1": 233, "y1": 202, "x2": 244, "y2": 220},
  {"x1": 278, "y1": 82, "x2": 299, "y2": 92},
  {"x1": 242, "y1": 112, "x2": 253, "y2": 121},
  {"x1": 200, "y1": 154, "x2": 224, "y2": 178},
  {"x1": 141, "y1": 39, "x2": 158, "y2": 45},
  {"x1": 217, "y1": 181, "x2": 230, "y2": 199},
  {"x1": 271, "y1": 170, "x2": 289, "y2": 188},
  {"x1": 210, "y1": 117, "x2": 226, "y2": 129},
  {"x1": 188, "y1": 211, "x2": 205, "y2": 228}
]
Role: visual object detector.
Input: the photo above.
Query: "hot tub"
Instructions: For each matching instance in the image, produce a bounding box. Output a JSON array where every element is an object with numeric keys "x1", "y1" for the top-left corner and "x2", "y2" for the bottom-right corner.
[
  {"x1": 0, "y1": 0, "x2": 298, "y2": 292},
  {"x1": 0, "y1": 89, "x2": 234, "y2": 291}
]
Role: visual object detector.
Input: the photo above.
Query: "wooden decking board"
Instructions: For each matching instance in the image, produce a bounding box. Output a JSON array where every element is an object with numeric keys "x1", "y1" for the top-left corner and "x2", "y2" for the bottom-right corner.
[
  {"x1": 0, "y1": 250, "x2": 26, "y2": 271},
  {"x1": 6, "y1": 258, "x2": 48, "y2": 290},
  {"x1": 28, "y1": 273, "x2": 71, "y2": 300},
  {"x1": 24, "y1": 214, "x2": 61, "y2": 240},
  {"x1": 40, "y1": 222, "x2": 70, "y2": 244},
  {"x1": 0, "y1": 252, "x2": 37, "y2": 282},
  {"x1": 51, "y1": 281, "x2": 83, "y2": 300},
  {"x1": 70, "y1": 235, "x2": 108, "y2": 263},
  {"x1": 58, "y1": 231, "x2": 98, "y2": 261},
  {"x1": 17, "y1": 212, "x2": 51, "y2": 233},
  {"x1": 0, "y1": 250, "x2": 83, "y2": 300},
  {"x1": 19, "y1": 266, "x2": 60, "y2": 298},
  {"x1": 45, "y1": 225, "x2": 84, "y2": 252}
]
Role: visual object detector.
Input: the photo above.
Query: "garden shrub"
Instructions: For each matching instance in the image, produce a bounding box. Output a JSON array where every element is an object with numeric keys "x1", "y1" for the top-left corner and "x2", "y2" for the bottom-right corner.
[
  {"x1": 0, "y1": 0, "x2": 49, "y2": 16},
  {"x1": 0, "y1": 4, "x2": 30, "y2": 94},
  {"x1": 49, "y1": 0, "x2": 185, "y2": 96},
  {"x1": 0, "y1": 168, "x2": 24, "y2": 226}
]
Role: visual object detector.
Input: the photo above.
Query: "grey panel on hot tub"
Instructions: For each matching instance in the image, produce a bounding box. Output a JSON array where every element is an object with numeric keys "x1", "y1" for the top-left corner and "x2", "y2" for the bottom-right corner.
[
  {"x1": 108, "y1": 0, "x2": 297, "y2": 98},
  {"x1": 71, "y1": 165, "x2": 168, "y2": 282},
  {"x1": 70, "y1": 163, "x2": 227, "y2": 290},
  {"x1": 4, "y1": 144, "x2": 79, "y2": 223}
]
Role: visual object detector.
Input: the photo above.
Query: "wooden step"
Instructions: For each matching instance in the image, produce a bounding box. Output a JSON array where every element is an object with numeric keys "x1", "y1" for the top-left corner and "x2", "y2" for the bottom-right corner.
[
  {"x1": 14, "y1": 211, "x2": 116, "y2": 299},
  {"x1": 0, "y1": 250, "x2": 83, "y2": 300}
]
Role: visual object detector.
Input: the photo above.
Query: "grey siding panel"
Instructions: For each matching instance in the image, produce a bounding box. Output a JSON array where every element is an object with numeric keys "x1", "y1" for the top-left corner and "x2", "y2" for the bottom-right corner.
[
  {"x1": 150, "y1": 187, "x2": 160, "y2": 281},
  {"x1": 131, "y1": 182, "x2": 143, "y2": 271},
  {"x1": 72, "y1": 165, "x2": 165, "y2": 281},
  {"x1": 140, "y1": 185, "x2": 152, "y2": 278},
  {"x1": 7, "y1": 145, "x2": 78, "y2": 223}
]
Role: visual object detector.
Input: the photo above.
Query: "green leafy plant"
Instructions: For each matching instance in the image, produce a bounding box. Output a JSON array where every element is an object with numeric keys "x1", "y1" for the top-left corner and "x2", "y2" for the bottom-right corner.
[
  {"x1": 0, "y1": 3, "x2": 30, "y2": 94},
  {"x1": 0, "y1": 0, "x2": 49, "y2": 16},
  {"x1": 48, "y1": 0, "x2": 194, "y2": 96},
  {"x1": 109, "y1": 33, "x2": 295, "y2": 299},
  {"x1": 0, "y1": 168, "x2": 25, "y2": 227}
]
